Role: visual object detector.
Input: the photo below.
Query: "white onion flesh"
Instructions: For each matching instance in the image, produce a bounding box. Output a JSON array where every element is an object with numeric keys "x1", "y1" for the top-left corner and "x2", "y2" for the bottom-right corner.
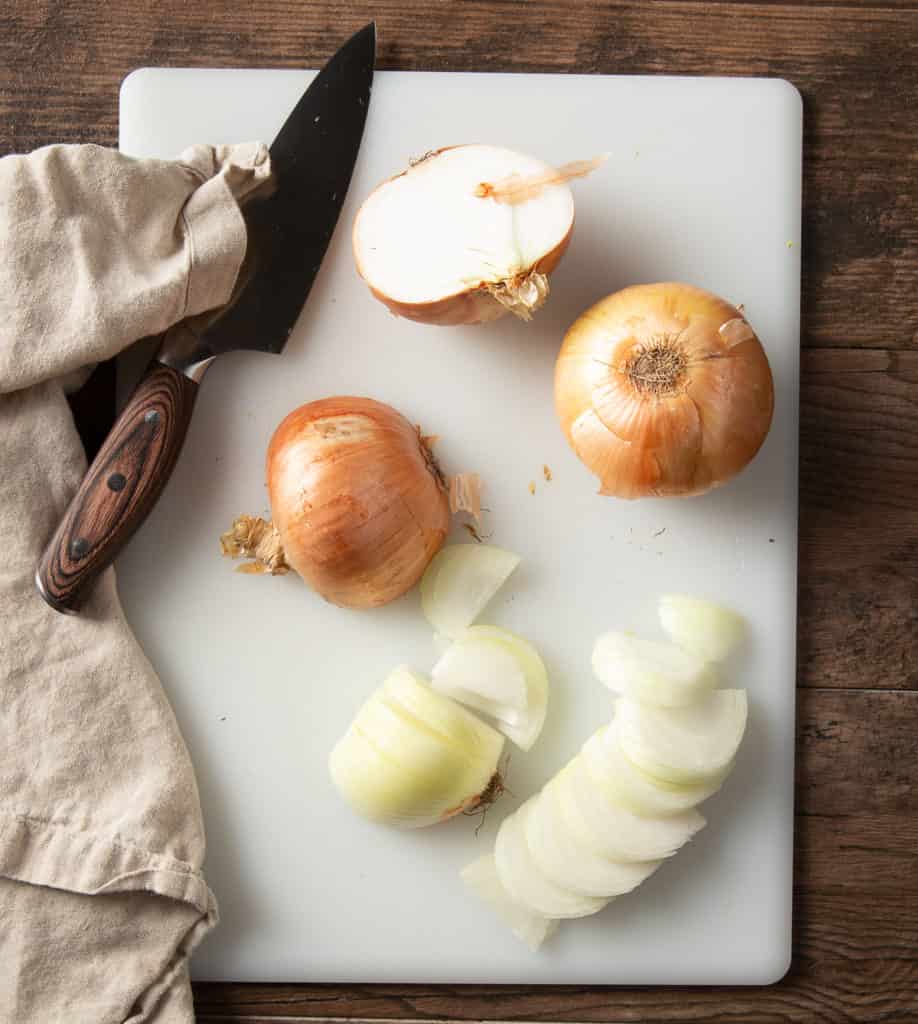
[
  {"x1": 353, "y1": 145, "x2": 575, "y2": 324},
  {"x1": 420, "y1": 544, "x2": 521, "y2": 639},
  {"x1": 525, "y1": 783, "x2": 662, "y2": 898},
  {"x1": 553, "y1": 758, "x2": 706, "y2": 862},
  {"x1": 616, "y1": 690, "x2": 748, "y2": 785},
  {"x1": 659, "y1": 594, "x2": 745, "y2": 662},
  {"x1": 581, "y1": 727, "x2": 727, "y2": 817},
  {"x1": 329, "y1": 667, "x2": 504, "y2": 828},
  {"x1": 431, "y1": 625, "x2": 549, "y2": 750},
  {"x1": 495, "y1": 801, "x2": 609, "y2": 919},
  {"x1": 461, "y1": 853, "x2": 558, "y2": 951},
  {"x1": 592, "y1": 631, "x2": 717, "y2": 708}
]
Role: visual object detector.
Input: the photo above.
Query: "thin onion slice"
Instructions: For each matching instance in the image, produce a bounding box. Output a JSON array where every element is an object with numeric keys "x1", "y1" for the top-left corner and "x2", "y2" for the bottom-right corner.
[
  {"x1": 581, "y1": 727, "x2": 728, "y2": 817},
  {"x1": 461, "y1": 853, "x2": 559, "y2": 951},
  {"x1": 494, "y1": 801, "x2": 608, "y2": 919},
  {"x1": 615, "y1": 690, "x2": 748, "y2": 785},
  {"x1": 592, "y1": 631, "x2": 717, "y2": 707},
  {"x1": 431, "y1": 625, "x2": 549, "y2": 750},
  {"x1": 420, "y1": 544, "x2": 520, "y2": 639},
  {"x1": 659, "y1": 594, "x2": 746, "y2": 662},
  {"x1": 552, "y1": 758, "x2": 706, "y2": 862},
  {"x1": 525, "y1": 783, "x2": 662, "y2": 898}
]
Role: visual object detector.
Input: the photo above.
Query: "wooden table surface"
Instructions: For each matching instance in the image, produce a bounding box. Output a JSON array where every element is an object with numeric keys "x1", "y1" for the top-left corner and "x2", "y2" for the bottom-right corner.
[{"x1": 2, "y1": 1, "x2": 916, "y2": 1021}]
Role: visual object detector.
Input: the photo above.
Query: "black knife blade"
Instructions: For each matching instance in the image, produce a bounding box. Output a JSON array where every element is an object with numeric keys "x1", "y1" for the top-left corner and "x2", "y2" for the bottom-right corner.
[{"x1": 36, "y1": 25, "x2": 376, "y2": 613}]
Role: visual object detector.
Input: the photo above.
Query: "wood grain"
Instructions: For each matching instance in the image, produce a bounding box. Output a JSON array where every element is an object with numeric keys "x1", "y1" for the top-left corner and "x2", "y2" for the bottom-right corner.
[
  {"x1": 36, "y1": 359, "x2": 198, "y2": 612},
  {"x1": 2, "y1": 0, "x2": 916, "y2": 1019}
]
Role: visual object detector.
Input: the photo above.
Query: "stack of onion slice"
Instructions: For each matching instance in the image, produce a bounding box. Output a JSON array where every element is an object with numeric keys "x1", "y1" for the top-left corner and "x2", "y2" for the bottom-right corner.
[{"x1": 463, "y1": 594, "x2": 749, "y2": 949}]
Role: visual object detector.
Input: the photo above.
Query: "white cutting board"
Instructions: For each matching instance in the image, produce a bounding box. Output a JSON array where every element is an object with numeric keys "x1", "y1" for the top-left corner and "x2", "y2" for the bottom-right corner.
[{"x1": 118, "y1": 68, "x2": 801, "y2": 985}]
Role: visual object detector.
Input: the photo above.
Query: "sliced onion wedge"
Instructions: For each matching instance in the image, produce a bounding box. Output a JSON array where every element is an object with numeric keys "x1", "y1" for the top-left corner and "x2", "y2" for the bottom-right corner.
[
  {"x1": 382, "y1": 666, "x2": 505, "y2": 764},
  {"x1": 552, "y1": 757, "x2": 706, "y2": 862},
  {"x1": 581, "y1": 726, "x2": 727, "y2": 817},
  {"x1": 431, "y1": 625, "x2": 549, "y2": 750},
  {"x1": 329, "y1": 668, "x2": 504, "y2": 828},
  {"x1": 592, "y1": 631, "x2": 717, "y2": 707},
  {"x1": 495, "y1": 801, "x2": 608, "y2": 919},
  {"x1": 659, "y1": 594, "x2": 745, "y2": 662},
  {"x1": 616, "y1": 690, "x2": 748, "y2": 785},
  {"x1": 420, "y1": 544, "x2": 521, "y2": 639},
  {"x1": 461, "y1": 853, "x2": 559, "y2": 951},
  {"x1": 525, "y1": 783, "x2": 662, "y2": 898}
]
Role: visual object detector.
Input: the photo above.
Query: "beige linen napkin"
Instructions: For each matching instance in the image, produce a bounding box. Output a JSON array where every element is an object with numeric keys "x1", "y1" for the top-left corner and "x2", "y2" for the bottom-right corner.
[{"x1": 0, "y1": 142, "x2": 270, "y2": 1023}]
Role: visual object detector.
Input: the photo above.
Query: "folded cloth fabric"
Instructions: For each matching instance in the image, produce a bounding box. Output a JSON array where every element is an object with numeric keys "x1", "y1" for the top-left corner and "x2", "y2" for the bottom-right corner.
[{"x1": 0, "y1": 142, "x2": 271, "y2": 1023}]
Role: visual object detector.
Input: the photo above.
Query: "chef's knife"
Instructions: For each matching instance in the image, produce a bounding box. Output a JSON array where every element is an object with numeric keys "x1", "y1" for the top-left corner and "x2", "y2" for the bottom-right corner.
[{"x1": 36, "y1": 24, "x2": 375, "y2": 614}]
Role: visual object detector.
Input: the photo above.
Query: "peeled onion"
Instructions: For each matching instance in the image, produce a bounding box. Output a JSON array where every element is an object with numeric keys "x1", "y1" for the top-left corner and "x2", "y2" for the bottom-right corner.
[
  {"x1": 353, "y1": 145, "x2": 578, "y2": 325},
  {"x1": 615, "y1": 690, "x2": 748, "y2": 785},
  {"x1": 329, "y1": 667, "x2": 504, "y2": 828},
  {"x1": 554, "y1": 282, "x2": 774, "y2": 498},
  {"x1": 431, "y1": 624, "x2": 549, "y2": 750},
  {"x1": 222, "y1": 397, "x2": 449, "y2": 608},
  {"x1": 659, "y1": 594, "x2": 746, "y2": 662},
  {"x1": 420, "y1": 543, "x2": 520, "y2": 638},
  {"x1": 592, "y1": 631, "x2": 717, "y2": 708},
  {"x1": 581, "y1": 727, "x2": 727, "y2": 817},
  {"x1": 461, "y1": 854, "x2": 558, "y2": 952}
]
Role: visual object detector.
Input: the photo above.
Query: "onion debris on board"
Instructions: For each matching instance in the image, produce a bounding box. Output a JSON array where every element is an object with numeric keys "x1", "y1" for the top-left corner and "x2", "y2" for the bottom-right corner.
[
  {"x1": 353, "y1": 145, "x2": 605, "y2": 325},
  {"x1": 220, "y1": 397, "x2": 450, "y2": 609},
  {"x1": 554, "y1": 282, "x2": 775, "y2": 498},
  {"x1": 463, "y1": 594, "x2": 749, "y2": 950}
]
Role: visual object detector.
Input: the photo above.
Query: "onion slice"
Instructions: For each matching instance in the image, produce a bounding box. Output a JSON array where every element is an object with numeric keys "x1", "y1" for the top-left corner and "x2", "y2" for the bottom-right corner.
[
  {"x1": 525, "y1": 783, "x2": 662, "y2": 898},
  {"x1": 494, "y1": 801, "x2": 609, "y2": 919},
  {"x1": 581, "y1": 727, "x2": 728, "y2": 817},
  {"x1": 615, "y1": 690, "x2": 748, "y2": 785},
  {"x1": 431, "y1": 625, "x2": 549, "y2": 750},
  {"x1": 592, "y1": 631, "x2": 717, "y2": 707},
  {"x1": 461, "y1": 854, "x2": 559, "y2": 951},
  {"x1": 420, "y1": 544, "x2": 520, "y2": 639},
  {"x1": 659, "y1": 594, "x2": 746, "y2": 662},
  {"x1": 553, "y1": 758, "x2": 706, "y2": 862}
]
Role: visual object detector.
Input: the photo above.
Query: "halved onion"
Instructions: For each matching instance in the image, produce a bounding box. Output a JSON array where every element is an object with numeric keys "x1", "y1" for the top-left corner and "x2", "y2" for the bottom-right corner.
[
  {"x1": 615, "y1": 690, "x2": 748, "y2": 785},
  {"x1": 494, "y1": 801, "x2": 608, "y2": 919},
  {"x1": 525, "y1": 783, "x2": 662, "y2": 898},
  {"x1": 581, "y1": 727, "x2": 727, "y2": 817},
  {"x1": 420, "y1": 544, "x2": 520, "y2": 639},
  {"x1": 461, "y1": 853, "x2": 559, "y2": 952},
  {"x1": 659, "y1": 594, "x2": 745, "y2": 662},
  {"x1": 592, "y1": 631, "x2": 717, "y2": 708},
  {"x1": 329, "y1": 667, "x2": 504, "y2": 828},
  {"x1": 353, "y1": 145, "x2": 575, "y2": 325},
  {"x1": 431, "y1": 625, "x2": 549, "y2": 750},
  {"x1": 552, "y1": 757, "x2": 706, "y2": 861}
]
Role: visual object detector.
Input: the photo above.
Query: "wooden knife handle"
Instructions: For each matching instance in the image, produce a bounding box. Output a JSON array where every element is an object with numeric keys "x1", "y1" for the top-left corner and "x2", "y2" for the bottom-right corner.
[{"x1": 36, "y1": 359, "x2": 199, "y2": 613}]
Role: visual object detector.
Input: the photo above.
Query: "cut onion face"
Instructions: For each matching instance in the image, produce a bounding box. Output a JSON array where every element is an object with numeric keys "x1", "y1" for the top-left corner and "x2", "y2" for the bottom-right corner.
[
  {"x1": 659, "y1": 594, "x2": 745, "y2": 662},
  {"x1": 329, "y1": 668, "x2": 504, "y2": 828},
  {"x1": 525, "y1": 783, "x2": 662, "y2": 898},
  {"x1": 615, "y1": 690, "x2": 748, "y2": 785},
  {"x1": 461, "y1": 853, "x2": 559, "y2": 951},
  {"x1": 592, "y1": 631, "x2": 717, "y2": 708},
  {"x1": 353, "y1": 145, "x2": 575, "y2": 326},
  {"x1": 420, "y1": 544, "x2": 520, "y2": 640},
  {"x1": 552, "y1": 758, "x2": 706, "y2": 862},
  {"x1": 581, "y1": 727, "x2": 727, "y2": 817},
  {"x1": 431, "y1": 625, "x2": 549, "y2": 750},
  {"x1": 495, "y1": 801, "x2": 609, "y2": 919}
]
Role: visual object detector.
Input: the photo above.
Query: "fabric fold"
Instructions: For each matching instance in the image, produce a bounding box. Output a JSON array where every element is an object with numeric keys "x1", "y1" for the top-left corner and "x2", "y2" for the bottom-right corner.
[{"x1": 0, "y1": 141, "x2": 270, "y2": 1023}]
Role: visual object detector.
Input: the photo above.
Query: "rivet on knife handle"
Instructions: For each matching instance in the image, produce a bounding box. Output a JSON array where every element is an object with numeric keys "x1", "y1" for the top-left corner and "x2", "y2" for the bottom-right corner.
[{"x1": 36, "y1": 360, "x2": 199, "y2": 613}]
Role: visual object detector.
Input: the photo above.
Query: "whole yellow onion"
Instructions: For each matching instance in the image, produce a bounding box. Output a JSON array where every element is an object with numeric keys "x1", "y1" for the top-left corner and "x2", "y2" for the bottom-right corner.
[
  {"x1": 222, "y1": 397, "x2": 450, "y2": 608},
  {"x1": 554, "y1": 283, "x2": 774, "y2": 498}
]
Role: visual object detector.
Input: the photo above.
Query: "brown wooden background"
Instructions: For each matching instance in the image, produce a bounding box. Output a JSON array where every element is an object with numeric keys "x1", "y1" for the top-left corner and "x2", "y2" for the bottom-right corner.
[{"x1": 2, "y1": 1, "x2": 916, "y2": 1021}]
